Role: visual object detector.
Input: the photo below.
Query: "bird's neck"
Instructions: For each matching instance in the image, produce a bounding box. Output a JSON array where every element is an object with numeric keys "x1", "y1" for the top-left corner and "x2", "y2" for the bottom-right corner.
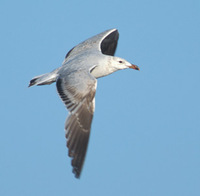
[{"x1": 90, "y1": 58, "x2": 118, "y2": 78}]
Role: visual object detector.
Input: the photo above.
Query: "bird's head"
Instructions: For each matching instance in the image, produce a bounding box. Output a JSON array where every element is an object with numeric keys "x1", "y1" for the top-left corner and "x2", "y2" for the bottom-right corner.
[{"x1": 111, "y1": 56, "x2": 140, "y2": 71}]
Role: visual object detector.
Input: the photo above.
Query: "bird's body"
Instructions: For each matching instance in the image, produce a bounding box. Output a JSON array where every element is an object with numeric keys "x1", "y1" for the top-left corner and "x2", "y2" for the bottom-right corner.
[{"x1": 29, "y1": 29, "x2": 139, "y2": 178}]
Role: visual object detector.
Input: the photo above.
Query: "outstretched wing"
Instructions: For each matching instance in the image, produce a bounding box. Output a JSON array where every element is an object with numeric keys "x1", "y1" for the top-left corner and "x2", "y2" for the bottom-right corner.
[
  {"x1": 100, "y1": 29, "x2": 119, "y2": 56},
  {"x1": 56, "y1": 69, "x2": 97, "y2": 178},
  {"x1": 64, "y1": 29, "x2": 119, "y2": 61}
]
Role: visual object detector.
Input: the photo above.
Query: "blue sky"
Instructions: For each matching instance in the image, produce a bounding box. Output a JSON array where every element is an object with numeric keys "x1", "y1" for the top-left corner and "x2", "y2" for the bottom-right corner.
[{"x1": 1, "y1": 0, "x2": 200, "y2": 195}]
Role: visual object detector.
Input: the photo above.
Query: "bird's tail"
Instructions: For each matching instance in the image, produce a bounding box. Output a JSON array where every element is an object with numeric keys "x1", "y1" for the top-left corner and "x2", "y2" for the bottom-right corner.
[{"x1": 28, "y1": 67, "x2": 60, "y2": 87}]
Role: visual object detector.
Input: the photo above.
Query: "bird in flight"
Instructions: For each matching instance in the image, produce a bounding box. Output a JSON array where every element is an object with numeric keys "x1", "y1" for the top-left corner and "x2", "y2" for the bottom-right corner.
[{"x1": 29, "y1": 29, "x2": 139, "y2": 178}]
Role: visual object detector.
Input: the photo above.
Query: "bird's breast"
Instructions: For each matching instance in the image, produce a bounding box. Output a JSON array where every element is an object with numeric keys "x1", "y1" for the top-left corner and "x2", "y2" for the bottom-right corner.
[{"x1": 90, "y1": 64, "x2": 116, "y2": 79}]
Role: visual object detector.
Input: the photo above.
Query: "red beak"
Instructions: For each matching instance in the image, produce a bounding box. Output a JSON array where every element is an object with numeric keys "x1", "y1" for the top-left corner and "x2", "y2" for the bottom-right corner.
[{"x1": 129, "y1": 64, "x2": 140, "y2": 70}]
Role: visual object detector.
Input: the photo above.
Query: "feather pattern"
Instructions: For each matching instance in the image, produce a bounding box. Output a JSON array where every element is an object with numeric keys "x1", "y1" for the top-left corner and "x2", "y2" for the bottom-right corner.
[{"x1": 56, "y1": 70, "x2": 96, "y2": 178}]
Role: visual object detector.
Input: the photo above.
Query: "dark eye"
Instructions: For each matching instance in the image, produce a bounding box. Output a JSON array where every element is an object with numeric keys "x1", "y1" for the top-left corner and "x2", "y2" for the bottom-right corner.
[{"x1": 119, "y1": 61, "x2": 123, "y2": 63}]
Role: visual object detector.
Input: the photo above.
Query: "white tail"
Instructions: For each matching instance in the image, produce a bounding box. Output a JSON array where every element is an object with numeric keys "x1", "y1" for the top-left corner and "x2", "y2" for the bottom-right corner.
[{"x1": 28, "y1": 68, "x2": 60, "y2": 87}]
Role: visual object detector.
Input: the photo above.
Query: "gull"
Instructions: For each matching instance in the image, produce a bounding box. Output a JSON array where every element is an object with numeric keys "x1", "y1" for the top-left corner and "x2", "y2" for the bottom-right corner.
[{"x1": 29, "y1": 29, "x2": 139, "y2": 178}]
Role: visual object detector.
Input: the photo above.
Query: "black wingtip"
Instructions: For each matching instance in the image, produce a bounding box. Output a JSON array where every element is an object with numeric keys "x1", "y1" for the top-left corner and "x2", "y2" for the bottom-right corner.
[
  {"x1": 73, "y1": 167, "x2": 81, "y2": 179},
  {"x1": 100, "y1": 30, "x2": 119, "y2": 56}
]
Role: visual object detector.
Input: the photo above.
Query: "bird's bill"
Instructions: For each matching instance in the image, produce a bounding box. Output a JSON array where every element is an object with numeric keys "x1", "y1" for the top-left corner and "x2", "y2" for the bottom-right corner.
[{"x1": 129, "y1": 64, "x2": 140, "y2": 70}]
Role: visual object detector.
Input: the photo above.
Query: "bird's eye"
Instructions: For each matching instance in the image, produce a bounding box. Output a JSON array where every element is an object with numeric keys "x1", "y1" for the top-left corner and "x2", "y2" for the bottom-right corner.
[{"x1": 119, "y1": 61, "x2": 123, "y2": 63}]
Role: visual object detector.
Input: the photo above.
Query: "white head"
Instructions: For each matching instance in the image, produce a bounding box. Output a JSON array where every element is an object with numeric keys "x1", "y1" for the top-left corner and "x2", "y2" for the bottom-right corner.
[
  {"x1": 90, "y1": 56, "x2": 139, "y2": 78},
  {"x1": 110, "y1": 56, "x2": 140, "y2": 71}
]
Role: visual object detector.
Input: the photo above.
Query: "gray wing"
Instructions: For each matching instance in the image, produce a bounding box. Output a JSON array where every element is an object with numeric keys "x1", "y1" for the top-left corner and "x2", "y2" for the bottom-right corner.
[
  {"x1": 65, "y1": 29, "x2": 119, "y2": 60},
  {"x1": 56, "y1": 69, "x2": 97, "y2": 178}
]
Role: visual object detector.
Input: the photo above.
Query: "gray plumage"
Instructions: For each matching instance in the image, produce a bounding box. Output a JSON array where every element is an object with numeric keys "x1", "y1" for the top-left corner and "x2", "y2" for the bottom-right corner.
[{"x1": 29, "y1": 29, "x2": 139, "y2": 178}]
